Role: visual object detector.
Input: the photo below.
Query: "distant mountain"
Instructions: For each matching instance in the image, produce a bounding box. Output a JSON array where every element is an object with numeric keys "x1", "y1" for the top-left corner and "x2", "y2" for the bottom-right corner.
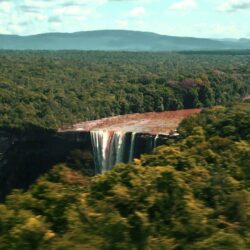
[{"x1": 0, "y1": 30, "x2": 250, "y2": 51}]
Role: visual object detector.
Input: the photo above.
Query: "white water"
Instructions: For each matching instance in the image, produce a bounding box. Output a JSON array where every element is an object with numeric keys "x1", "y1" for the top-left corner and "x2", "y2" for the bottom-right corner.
[
  {"x1": 91, "y1": 130, "x2": 166, "y2": 173},
  {"x1": 154, "y1": 134, "x2": 159, "y2": 148},
  {"x1": 129, "y1": 132, "x2": 136, "y2": 163},
  {"x1": 90, "y1": 130, "x2": 127, "y2": 173}
]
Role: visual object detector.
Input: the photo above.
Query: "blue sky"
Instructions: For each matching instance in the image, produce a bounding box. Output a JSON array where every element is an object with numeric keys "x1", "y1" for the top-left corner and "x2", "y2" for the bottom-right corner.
[{"x1": 0, "y1": 0, "x2": 249, "y2": 38}]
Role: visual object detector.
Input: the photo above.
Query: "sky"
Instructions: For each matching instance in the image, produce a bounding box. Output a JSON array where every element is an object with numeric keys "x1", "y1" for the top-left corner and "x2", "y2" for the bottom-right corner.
[{"x1": 0, "y1": 0, "x2": 249, "y2": 38}]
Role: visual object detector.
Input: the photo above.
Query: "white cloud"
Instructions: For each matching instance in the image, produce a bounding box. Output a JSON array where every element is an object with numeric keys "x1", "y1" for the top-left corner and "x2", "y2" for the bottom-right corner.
[
  {"x1": 115, "y1": 19, "x2": 129, "y2": 29},
  {"x1": 169, "y1": 0, "x2": 197, "y2": 11},
  {"x1": 109, "y1": 0, "x2": 157, "y2": 3},
  {"x1": 22, "y1": 0, "x2": 52, "y2": 9},
  {"x1": 54, "y1": 6, "x2": 83, "y2": 15},
  {"x1": 129, "y1": 6, "x2": 146, "y2": 17},
  {"x1": 213, "y1": 24, "x2": 237, "y2": 34},
  {"x1": 0, "y1": 1, "x2": 13, "y2": 13},
  {"x1": 54, "y1": 6, "x2": 96, "y2": 20},
  {"x1": 8, "y1": 23, "x2": 22, "y2": 34},
  {"x1": 213, "y1": 24, "x2": 226, "y2": 33},
  {"x1": 0, "y1": 0, "x2": 248, "y2": 38},
  {"x1": 217, "y1": 0, "x2": 250, "y2": 12},
  {"x1": 0, "y1": 0, "x2": 108, "y2": 35}
]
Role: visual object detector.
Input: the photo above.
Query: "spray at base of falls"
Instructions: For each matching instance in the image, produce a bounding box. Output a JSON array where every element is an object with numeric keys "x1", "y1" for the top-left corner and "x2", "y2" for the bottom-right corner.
[{"x1": 90, "y1": 130, "x2": 167, "y2": 173}]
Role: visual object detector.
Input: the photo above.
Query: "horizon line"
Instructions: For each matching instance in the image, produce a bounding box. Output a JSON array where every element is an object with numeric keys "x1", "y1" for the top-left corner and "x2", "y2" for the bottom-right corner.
[{"x1": 0, "y1": 29, "x2": 248, "y2": 40}]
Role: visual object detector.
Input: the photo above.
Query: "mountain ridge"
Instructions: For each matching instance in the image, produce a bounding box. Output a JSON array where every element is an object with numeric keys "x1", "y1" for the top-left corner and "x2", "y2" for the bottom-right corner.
[{"x1": 0, "y1": 29, "x2": 250, "y2": 51}]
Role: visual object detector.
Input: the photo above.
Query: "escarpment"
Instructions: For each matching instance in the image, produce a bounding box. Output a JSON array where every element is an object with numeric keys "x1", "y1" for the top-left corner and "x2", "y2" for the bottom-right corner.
[{"x1": 0, "y1": 109, "x2": 200, "y2": 201}]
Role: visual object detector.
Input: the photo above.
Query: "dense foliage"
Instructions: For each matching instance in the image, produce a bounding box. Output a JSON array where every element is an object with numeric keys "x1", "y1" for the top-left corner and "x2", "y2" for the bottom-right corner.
[
  {"x1": 0, "y1": 101, "x2": 249, "y2": 249},
  {"x1": 0, "y1": 50, "x2": 249, "y2": 130}
]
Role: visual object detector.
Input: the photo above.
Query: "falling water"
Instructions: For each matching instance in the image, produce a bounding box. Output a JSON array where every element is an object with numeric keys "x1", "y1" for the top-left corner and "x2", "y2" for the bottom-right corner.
[
  {"x1": 129, "y1": 132, "x2": 136, "y2": 163},
  {"x1": 154, "y1": 134, "x2": 159, "y2": 148},
  {"x1": 91, "y1": 130, "x2": 168, "y2": 173},
  {"x1": 90, "y1": 130, "x2": 127, "y2": 173}
]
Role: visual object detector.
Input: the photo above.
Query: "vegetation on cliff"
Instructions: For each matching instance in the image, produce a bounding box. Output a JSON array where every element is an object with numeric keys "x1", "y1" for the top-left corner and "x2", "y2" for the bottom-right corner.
[
  {"x1": 0, "y1": 101, "x2": 249, "y2": 249},
  {"x1": 0, "y1": 50, "x2": 249, "y2": 130}
]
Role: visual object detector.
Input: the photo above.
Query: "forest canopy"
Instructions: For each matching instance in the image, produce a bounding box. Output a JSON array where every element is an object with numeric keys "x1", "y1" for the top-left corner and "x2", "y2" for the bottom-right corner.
[
  {"x1": 0, "y1": 101, "x2": 249, "y2": 249},
  {"x1": 0, "y1": 50, "x2": 249, "y2": 130}
]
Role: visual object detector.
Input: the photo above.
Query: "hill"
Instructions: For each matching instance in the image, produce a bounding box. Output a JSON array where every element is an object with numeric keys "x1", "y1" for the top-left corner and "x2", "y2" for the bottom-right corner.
[{"x1": 1, "y1": 30, "x2": 250, "y2": 51}]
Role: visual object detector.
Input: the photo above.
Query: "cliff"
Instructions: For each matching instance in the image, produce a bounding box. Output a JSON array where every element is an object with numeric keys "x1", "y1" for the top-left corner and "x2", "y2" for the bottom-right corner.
[{"x1": 0, "y1": 109, "x2": 201, "y2": 201}]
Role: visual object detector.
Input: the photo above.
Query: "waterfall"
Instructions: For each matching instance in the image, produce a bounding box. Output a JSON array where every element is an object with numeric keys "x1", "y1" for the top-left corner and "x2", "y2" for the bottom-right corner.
[
  {"x1": 108, "y1": 131, "x2": 126, "y2": 167},
  {"x1": 129, "y1": 132, "x2": 136, "y2": 163},
  {"x1": 154, "y1": 135, "x2": 159, "y2": 148},
  {"x1": 90, "y1": 130, "x2": 127, "y2": 173},
  {"x1": 91, "y1": 130, "x2": 168, "y2": 173}
]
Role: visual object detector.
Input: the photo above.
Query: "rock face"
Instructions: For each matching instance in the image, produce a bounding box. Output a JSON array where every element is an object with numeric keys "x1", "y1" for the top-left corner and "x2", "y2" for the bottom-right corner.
[
  {"x1": 0, "y1": 109, "x2": 201, "y2": 201},
  {"x1": 0, "y1": 130, "x2": 93, "y2": 201},
  {"x1": 0, "y1": 130, "x2": 166, "y2": 200},
  {"x1": 60, "y1": 109, "x2": 201, "y2": 173}
]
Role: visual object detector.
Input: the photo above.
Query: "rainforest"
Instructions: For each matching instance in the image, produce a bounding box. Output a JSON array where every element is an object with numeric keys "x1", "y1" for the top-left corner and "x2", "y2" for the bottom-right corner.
[
  {"x1": 0, "y1": 50, "x2": 249, "y2": 130},
  {"x1": 0, "y1": 50, "x2": 250, "y2": 250}
]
